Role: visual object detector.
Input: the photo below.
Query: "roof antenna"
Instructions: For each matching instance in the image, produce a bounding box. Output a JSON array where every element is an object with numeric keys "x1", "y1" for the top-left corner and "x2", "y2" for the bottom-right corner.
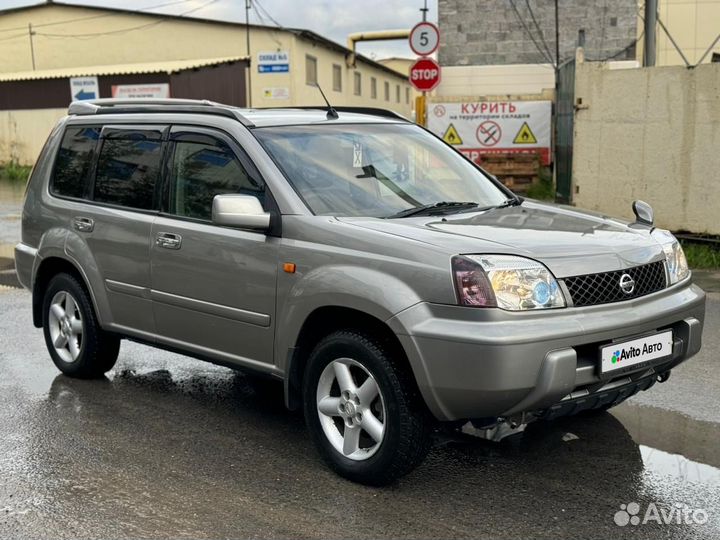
[{"x1": 315, "y1": 83, "x2": 339, "y2": 120}]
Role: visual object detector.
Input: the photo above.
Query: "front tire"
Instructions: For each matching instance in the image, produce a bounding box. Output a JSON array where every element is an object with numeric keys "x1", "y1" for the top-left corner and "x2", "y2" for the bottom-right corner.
[
  {"x1": 42, "y1": 273, "x2": 120, "y2": 378},
  {"x1": 303, "y1": 330, "x2": 432, "y2": 485}
]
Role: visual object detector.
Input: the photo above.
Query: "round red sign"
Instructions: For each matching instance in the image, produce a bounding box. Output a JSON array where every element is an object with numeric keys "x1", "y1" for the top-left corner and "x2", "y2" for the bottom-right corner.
[{"x1": 409, "y1": 58, "x2": 441, "y2": 92}]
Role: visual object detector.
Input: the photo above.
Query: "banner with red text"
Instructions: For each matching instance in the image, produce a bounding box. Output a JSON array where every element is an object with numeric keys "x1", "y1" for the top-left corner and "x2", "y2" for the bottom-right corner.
[{"x1": 427, "y1": 101, "x2": 552, "y2": 164}]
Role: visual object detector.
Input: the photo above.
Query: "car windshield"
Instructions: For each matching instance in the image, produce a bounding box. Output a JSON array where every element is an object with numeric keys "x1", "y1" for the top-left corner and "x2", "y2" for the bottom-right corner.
[{"x1": 253, "y1": 123, "x2": 508, "y2": 218}]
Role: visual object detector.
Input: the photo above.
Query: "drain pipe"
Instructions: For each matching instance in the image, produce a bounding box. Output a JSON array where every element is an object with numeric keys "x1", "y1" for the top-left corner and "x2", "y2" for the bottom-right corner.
[{"x1": 346, "y1": 29, "x2": 410, "y2": 67}]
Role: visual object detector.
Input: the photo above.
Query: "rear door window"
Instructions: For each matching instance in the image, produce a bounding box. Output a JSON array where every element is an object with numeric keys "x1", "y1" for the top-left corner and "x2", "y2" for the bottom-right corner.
[
  {"x1": 51, "y1": 126, "x2": 100, "y2": 199},
  {"x1": 93, "y1": 128, "x2": 164, "y2": 210}
]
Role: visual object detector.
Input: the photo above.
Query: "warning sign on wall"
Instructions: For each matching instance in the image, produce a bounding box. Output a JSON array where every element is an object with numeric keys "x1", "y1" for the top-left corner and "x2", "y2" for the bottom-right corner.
[
  {"x1": 427, "y1": 101, "x2": 552, "y2": 164},
  {"x1": 442, "y1": 124, "x2": 462, "y2": 145},
  {"x1": 513, "y1": 122, "x2": 538, "y2": 144}
]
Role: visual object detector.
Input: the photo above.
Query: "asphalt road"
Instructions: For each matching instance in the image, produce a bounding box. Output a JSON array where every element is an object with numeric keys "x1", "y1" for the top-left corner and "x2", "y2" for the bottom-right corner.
[
  {"x1": 1, "y1": 191, "x2": 719, "y2": 539},
  {"x1": 0, "y1": 288, "x2": 718, "y2": 540}
]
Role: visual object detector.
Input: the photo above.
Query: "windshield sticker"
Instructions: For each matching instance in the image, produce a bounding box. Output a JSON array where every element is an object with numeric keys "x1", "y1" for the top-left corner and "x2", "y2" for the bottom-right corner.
[{"x1": 353, "y1": 142, "x2": 363, "y2": 168}]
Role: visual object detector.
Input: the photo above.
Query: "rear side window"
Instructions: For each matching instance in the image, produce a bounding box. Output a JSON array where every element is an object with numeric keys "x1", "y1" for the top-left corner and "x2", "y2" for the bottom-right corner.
[
  {"x1": 94, "y1": 134, "x2": 162, "y2": 210},
  {"x1": 51, "y1": 126, "x2": 100, "y2": 199},
  {"x1": 168, "y1": 140, "x2": 264, "y2": 220}
]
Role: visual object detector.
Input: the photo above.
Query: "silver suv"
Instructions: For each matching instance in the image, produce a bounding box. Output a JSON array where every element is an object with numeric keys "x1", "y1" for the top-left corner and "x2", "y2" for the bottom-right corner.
[{"x1": 16, "y1": 99, "x2": 705, "y2": 485}]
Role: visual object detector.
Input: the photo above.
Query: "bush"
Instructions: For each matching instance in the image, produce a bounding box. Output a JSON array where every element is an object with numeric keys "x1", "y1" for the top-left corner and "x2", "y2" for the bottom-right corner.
[
  {"x1": 525, "y1": 166, "x2": 555, "y2": 201},
  {"x1": 680, "y1": 241, "x2": 720, "y2": 269},
  {"x1": 0, "y1": 161, "x2": 32, "y2": 184}
]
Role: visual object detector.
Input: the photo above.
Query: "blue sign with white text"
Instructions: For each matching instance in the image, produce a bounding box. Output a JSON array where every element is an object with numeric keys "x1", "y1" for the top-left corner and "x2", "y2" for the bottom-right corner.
[
  {"x1": 258, "y1": 64, "x2": 289, "y2": 73},
  {"x1": 257, "y1": 51, "x2": 290, "y2": 74}
]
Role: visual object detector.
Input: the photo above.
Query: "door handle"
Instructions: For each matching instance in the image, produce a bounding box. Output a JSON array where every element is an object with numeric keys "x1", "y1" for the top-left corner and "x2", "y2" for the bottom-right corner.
[
  {"x1": 155, "y1": 232, "x2": 182, "y2": 250},
  {"x1": 72, "y1": 216, "x2": 94, "y2": 233}
]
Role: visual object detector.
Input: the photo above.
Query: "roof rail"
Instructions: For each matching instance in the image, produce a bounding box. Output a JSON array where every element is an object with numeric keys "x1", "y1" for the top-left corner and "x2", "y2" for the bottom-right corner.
[
  {"x1": 67, "y1": 98, "x2": 255, "y2": 127},
  {"x1": 256, "y1": 105, "x2": 409, "y2": 122},
  {"x1": 332, "y1": 106, "x2": 409, "y2": 121}
]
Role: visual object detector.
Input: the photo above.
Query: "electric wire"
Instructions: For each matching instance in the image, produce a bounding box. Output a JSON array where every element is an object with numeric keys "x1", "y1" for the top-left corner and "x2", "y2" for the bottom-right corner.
[
  {"x1": 509, "y1": 0, "x2": 555, "y2": 65},
  {"x1": 253, "y1": 0, "x2": 283, "y2": 28},
  {"x1": 524, "y1": 0, "x2": 554, "y2": 64},
  {"x1": 0, "y1": 0, "x2": 197, "y2": 33},
  {"x1": 35, "y1": 0, "x2": 220, "y2": 39}
]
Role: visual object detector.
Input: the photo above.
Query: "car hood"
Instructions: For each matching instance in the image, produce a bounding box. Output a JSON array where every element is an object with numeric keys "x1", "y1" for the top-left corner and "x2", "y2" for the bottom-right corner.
[{"x1": 337, "y1": 201, "x2": 665, "y2": 278}]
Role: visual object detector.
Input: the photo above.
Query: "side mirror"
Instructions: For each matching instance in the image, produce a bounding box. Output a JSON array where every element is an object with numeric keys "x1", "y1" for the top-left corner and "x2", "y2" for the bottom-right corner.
[
  {"x1": 212, "y1": 194, "x2": 270, "y2": 231},
  {"x1": 632, "y1": 200, "x2": 654, "y2": 227}
]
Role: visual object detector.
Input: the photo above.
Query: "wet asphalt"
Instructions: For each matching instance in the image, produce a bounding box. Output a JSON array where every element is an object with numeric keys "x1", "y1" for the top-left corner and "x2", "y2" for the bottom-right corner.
[{"x1": 1, "y1": 188, "x2": 720, "y2": 539}]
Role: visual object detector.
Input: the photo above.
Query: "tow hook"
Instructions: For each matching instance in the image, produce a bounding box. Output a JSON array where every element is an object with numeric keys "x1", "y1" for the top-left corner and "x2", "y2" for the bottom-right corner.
[{"x1": 657, "y1": 371, "x2": 671, "y2": 383}]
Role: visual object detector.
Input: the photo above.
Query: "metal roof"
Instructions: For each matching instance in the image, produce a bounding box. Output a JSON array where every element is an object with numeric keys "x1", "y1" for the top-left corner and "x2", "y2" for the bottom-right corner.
[{"x1": 0, "y1": 56, "x2": 249, "y2": 82}]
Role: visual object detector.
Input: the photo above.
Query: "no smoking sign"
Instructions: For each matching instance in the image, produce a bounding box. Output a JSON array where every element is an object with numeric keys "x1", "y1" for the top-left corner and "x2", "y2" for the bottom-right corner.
[{"x1": 476, "y1": 121, "x2": 502, "y2": 147}]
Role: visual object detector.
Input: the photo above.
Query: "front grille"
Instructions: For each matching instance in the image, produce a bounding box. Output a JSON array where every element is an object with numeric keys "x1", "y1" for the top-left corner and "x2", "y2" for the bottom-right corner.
[{"x1": 563, "y1": 260, "x2": 667, "y2": 307}]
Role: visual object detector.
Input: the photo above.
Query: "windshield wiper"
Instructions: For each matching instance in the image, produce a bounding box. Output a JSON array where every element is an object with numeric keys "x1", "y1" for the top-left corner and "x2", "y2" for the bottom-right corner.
[
  {"x1": 472, "y1": 196, "x2": 524, "y2": 212},
  {"x1": 496, "y1": 196, "x2": 523, "y2": 208},
  {"x1": 385, "y1": 201, "x2": 479, "y2": 219}
]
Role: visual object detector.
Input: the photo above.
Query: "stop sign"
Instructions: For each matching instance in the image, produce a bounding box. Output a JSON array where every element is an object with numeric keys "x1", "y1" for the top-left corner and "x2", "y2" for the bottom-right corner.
[{"x1": 409, "y1": 58, "x2": 441, "y2": 92}]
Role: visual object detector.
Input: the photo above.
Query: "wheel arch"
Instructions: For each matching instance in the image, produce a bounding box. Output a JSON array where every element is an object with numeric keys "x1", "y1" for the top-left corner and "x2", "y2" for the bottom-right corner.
[
  {"x1": 32, "y1": 256, "x2": 100, "y2": 328},
  {"x1": 284, "y1": 305, "x2": 420, "y2": 411}
]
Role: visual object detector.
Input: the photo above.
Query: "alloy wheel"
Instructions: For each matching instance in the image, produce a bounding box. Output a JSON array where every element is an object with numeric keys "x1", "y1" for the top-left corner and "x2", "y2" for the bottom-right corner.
[
  {"x1": 316, "y1": 358, "x2": 387, "y2": 461},
  {"x1": 47, "y1": 291, "x2": 84, "y2": 363}
]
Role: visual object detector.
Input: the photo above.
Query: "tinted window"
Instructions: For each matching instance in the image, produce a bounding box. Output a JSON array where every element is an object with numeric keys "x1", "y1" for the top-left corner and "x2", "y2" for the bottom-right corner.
[
  {"x1": 306, "y1": 55, "x2": 317, "y2": 86},
  {"x1": 168, "y1": 140, "x2": 264, "y2": 220},
  {"x1": 51, "y1": 126, "x2": 100, "y2": 199},
  {"x1": 94, "y1": 137, "x2": 162, "y2": 210},
  {"x1": 332, "y1": 64, "x2": 342, "y2": 91},
  {"x1": 354, "y1": 72, "x2": 362, "y2": 96}
]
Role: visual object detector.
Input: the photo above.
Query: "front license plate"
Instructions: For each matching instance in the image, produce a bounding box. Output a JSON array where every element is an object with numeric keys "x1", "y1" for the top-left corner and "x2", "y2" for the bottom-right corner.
[{"x1": 600, "y1": 330, "x2": 673, "y2": 374}]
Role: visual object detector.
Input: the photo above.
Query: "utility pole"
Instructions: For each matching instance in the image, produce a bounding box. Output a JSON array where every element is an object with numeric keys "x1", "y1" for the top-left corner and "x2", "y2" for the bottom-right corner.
[
  {"x1": 553, "y1": 0, "x2": 560, "y2": 201},
  {"x1": 28, "y1": 23, "x2": 36, "y2": 71},
  {"x1": 246, "y1": 0, "x2": 252, "y2": 107},
  {"x1": 554, "y1": 0, "x2": 560, "y2": 69},
  {"x1": 418, "y1": 0, "x2": 429, "y2": 125},
  {"x1": 643, "y1": 0, "x2": 657, "y2": 66}
]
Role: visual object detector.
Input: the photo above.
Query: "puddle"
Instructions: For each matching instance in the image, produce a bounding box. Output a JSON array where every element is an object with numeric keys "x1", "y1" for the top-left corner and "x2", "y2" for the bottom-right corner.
[
  {"x1": 641, "y1": 445, "x2": 720, "y2": 487},
  {"x1": 612, "y1": 401, "x2": 720, "y2": 472}
]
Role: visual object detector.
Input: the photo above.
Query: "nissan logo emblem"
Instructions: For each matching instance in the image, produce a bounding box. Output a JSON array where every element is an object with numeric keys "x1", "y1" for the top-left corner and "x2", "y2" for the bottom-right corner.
[{"x1": 619, "y1": 273, "x2": 635, "y2": 295}]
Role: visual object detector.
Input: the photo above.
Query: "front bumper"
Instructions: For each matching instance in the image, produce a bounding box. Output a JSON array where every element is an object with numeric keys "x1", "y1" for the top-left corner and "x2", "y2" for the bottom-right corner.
[{"x1": 387, "y1": 279, "x2": 706, "y2": 422}]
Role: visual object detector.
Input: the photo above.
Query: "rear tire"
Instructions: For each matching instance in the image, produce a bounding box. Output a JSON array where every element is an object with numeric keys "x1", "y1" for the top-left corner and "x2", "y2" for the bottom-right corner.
[
  {"x1": 303, "y1": 330, "x2": 432, "y2": 485},
  {"x1": 42, "y1": 273, "x2": 120, "y2": 378}
]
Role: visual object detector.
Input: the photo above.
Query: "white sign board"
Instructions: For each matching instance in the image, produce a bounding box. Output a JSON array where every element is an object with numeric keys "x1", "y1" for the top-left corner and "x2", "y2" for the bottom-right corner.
[
  {"x1": 262, "y1": 87, "x2": 290, "y2": 100},
  {"x1": 111, "y1": 83, "x2": 170, "y2": 99},
  {"x1": 427, "y1": 101, "x2": 553, "y2": 164},
  {"x1": 409, "y1": 21, "x2": 440, "y2": 56},
  {"x1": 258, "y1": 51, "x2": 289, "y2": 73},
  {"x1": 69, "y1": 77, "x2": 99, "y2": 101}
]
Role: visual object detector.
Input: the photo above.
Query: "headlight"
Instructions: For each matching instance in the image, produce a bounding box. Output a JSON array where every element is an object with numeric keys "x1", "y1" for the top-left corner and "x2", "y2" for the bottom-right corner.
[
  {"x1": 452, "y1": 255, "x2": 566, "y2": 310},
  {"x1": 652, "y1": 230, "x2": 690, "y2": 284}
]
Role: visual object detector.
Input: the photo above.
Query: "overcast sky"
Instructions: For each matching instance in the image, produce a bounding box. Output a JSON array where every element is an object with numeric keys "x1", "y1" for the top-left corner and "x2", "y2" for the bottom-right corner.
[{"x1": 3, "y1": 0, "x2": 439, "y2": 59}]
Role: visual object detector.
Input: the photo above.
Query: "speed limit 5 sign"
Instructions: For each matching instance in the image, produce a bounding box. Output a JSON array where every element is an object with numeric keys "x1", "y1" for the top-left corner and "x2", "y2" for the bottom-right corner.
[{"x1": 409, "y1": 21, "x2": 440, "y2": 56}]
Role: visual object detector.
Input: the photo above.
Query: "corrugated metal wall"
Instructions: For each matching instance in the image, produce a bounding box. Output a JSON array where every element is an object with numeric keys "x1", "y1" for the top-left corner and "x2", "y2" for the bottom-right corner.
[{"x1": 0, "y1": 60, "x2": 248, "y2": 110}]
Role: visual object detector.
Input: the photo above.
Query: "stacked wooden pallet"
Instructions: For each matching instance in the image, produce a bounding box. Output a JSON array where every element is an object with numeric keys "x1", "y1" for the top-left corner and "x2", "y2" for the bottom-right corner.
[{"x1": 479, "y1": 153, "x2": 540, "y2": 193}]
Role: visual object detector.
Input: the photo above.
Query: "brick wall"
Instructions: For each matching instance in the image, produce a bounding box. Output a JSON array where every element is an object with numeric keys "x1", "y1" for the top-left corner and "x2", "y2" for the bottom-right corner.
[{"x1": 439, "y1": 0, "x2": 638, "y2": 66}]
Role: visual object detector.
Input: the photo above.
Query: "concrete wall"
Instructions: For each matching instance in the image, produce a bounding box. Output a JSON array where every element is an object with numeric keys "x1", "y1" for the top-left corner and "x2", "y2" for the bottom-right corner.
[
  {"x1": 0, "y1": 4, "x2": 411, "y2": 114},
  {"x1": 572, "y1": 61, "x2": 720, "y2": 235},
  {"x1": 435, "y1": 64, "x2": 556, "y2": 97},
  {"x1": 0, "y1": 108, "x2": 65, "y2": 165},
  {"x1": 438, "y1": 0, "x2": 637, "y2": 66}
]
